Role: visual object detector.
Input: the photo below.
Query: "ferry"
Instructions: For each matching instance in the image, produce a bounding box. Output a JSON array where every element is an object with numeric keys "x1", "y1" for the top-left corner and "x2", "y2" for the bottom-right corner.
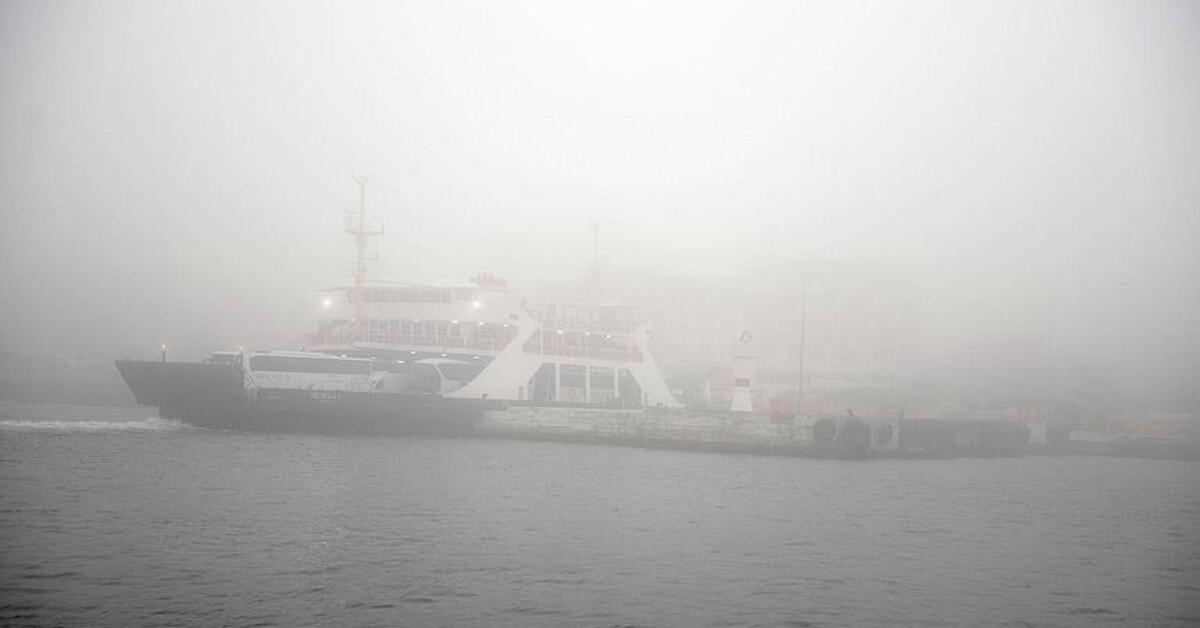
[
  {"x1": 115, "y1": 178, "x2": 683, "y2": 436},
  {"x1": 115, "y1": 281, "x2": 688, "y2": 435}
]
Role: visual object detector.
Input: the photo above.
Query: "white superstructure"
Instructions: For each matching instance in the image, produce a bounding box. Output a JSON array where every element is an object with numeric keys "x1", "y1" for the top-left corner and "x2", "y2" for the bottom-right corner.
[{"x1": 306, "y1": 277, "x2": 682, "y2": 408}]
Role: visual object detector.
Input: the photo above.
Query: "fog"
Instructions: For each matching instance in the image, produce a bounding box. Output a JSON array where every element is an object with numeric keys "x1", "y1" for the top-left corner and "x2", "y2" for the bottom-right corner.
[{"x1": 2, "y1": 0, "x2": 1197, "y2": 413}]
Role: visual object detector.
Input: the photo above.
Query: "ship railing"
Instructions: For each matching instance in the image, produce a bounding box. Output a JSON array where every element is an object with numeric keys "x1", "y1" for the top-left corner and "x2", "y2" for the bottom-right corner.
[
  {"x1": 519, "y1": 342, "x2": 644, "y2": 363},
  {"x1": 309, "y1": 332, "x2": 514, "y2": 353}
]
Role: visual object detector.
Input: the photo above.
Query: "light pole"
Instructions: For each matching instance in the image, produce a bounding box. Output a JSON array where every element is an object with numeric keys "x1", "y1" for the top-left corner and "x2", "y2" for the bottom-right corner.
[
  {"x1": 160, "y1": 343, "x2": 167, "y2": 364},
  {"x1": 796, "y1": 272, "x2": 810, "y2": 418}
]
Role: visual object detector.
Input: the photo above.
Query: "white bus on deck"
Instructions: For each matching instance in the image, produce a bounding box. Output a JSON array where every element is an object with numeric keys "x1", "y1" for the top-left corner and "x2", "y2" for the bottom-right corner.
[{"x1": 246, "y1": 351, "x2": 377, "y2": 393}]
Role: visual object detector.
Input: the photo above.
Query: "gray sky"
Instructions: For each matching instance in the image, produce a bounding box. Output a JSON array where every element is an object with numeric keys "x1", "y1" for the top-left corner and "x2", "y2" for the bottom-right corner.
[{"x1": 1, "y1": 0, "x2": 1197, "y2": 366}]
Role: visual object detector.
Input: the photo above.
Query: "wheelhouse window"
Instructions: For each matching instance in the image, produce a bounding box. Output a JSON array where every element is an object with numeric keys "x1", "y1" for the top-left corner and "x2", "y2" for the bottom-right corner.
[{"x1": 345, "y1": 288, "x2": 454, "y2": 303}]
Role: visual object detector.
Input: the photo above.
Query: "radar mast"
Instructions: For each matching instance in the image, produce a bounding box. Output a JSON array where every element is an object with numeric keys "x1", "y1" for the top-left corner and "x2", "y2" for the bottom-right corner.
[{"x1": 347, "y1": 175, "x2": 383, "y2": 339}]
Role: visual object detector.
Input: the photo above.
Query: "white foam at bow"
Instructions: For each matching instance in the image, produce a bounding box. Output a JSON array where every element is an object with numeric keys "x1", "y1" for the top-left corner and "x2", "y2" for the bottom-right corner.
[{"x1": 0, "y1": 416, "x2": 192, "y2": 432}]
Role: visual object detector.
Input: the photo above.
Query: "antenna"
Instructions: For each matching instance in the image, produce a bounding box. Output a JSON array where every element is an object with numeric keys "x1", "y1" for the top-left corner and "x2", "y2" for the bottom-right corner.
[
  {"x1": 590, "y1": 222, "x2": 605, "y2": 299},
  {"x1": 347, "y1": 175, "x2": 383, "y2": 339},
  {"x1": 592, "y1": 222, "x2": 600, "y2": 275}
]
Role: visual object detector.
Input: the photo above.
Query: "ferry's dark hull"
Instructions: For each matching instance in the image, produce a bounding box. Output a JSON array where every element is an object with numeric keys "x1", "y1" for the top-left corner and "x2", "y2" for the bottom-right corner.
[{"x1": 114, "y1": 360, "x2": 488, "y2": 436}]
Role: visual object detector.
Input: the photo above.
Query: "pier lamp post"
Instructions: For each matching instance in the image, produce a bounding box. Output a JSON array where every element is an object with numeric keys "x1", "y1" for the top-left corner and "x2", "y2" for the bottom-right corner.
[
  {"x1": 796, "y1": 271, "x2": 810, "y2": 419},
  {"x1": 160, "y1": 343, "x2": 167, "y2": 363}
]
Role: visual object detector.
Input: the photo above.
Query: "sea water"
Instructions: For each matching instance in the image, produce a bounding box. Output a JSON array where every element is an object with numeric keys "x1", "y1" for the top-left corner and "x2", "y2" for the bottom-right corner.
[{"x1": 2, "y1": 401, "x2": 1198, "y2": 627}]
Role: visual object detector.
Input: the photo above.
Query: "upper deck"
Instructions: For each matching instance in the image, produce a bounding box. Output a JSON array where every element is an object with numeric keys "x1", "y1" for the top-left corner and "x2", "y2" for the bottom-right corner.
[{"x1": 310, "y1": 280, "x2": 649, "y2": 363}]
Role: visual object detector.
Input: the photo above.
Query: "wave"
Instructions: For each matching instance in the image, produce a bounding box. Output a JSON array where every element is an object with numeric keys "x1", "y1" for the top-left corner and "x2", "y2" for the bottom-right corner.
[{"x1": 0, "y1": 416, "x2": 192, "y2": 432}]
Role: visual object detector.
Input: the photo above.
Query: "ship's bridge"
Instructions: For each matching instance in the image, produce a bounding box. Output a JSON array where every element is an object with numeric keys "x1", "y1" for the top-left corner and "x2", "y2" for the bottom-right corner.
[{"x1": 309, "y1": 278, "x2": 521, "y2": 354}]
